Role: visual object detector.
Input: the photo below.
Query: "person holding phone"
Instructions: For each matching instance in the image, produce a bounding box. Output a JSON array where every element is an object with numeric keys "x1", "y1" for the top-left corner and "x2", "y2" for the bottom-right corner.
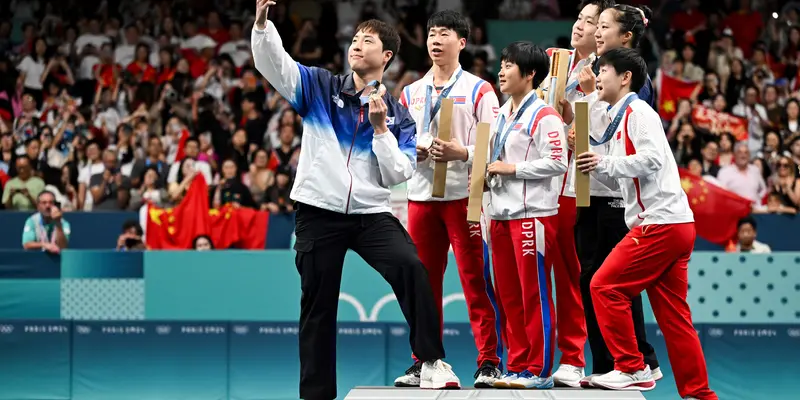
[
  {"x1": 22, "y1": 190, "x2": 70, "y2": 254},
  {"x1": 253, "y1": 1, "x2": 457, "y2": 398}
]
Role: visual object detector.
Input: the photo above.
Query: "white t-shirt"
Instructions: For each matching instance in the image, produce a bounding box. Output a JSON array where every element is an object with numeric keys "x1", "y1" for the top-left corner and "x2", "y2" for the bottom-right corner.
[
  {"x1": 167, "y1": 160, "x2": 213, "y2": 184},
  {"x1": 17, "y1": 56, "x2": 45, "y2": 90},
  {"x1": 115, "y1": 45, "x2": 136, "y2": 67},
  {"x1": 74, "y1": 34, "x2": 111, "y2": 54},
  {"x1": 219, "y1": 39, "x2": 252, "y2": 67},
  {"x1": 78, "y1": 162, "x2": 105, "y2": 211}
]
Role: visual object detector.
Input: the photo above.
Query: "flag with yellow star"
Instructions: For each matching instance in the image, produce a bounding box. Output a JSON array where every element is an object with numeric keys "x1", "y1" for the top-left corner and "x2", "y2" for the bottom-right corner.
[
  {"x1": 658, "y1": 71, "x2": 701, "y2": 121},
  {"x1": 678, "y1": 167, "x2": 752, "y2": 245}
]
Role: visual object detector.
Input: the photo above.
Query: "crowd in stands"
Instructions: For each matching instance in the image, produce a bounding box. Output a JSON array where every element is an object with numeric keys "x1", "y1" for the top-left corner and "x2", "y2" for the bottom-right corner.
[{"x1": 0, "y1": 0, "x2": 798, "y2": 252}]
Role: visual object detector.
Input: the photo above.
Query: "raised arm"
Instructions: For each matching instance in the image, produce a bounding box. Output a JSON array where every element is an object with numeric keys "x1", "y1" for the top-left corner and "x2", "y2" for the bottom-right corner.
[
  {"x1": 515, "y1": 111, "x2": 568, "y2": 179},
  {"x1": 596, "y1": 111, "x2": 664, "y2": 179},
  {"x1": 252, "y1": 0, "x2": 309, "y2": 115}
]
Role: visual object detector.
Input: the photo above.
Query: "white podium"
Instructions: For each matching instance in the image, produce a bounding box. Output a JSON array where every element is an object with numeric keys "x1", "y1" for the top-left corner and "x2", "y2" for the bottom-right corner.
[{"x1": 344, "y1": 387, "x2": 648, "y2": 399}]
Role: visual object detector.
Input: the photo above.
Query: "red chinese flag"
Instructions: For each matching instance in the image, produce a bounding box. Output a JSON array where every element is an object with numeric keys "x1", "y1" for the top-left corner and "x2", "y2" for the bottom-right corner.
[
  {"x1": 658, "y1": 71, "x2": 701, "y2": 120},
  {"x1": 678, "y1": 168, "x2": 752, "y2": 246},
  {"x1": 208, "y1": 205, "x2": 268, "y2": 249},
  {"x1": 173, "y1": 129, "x2": 191, "y2": 163},
  {"x1": 232, "y1": 207, "x2": 269, "y2": 249},
  {"x1": 209, "y1": 205, "x2": 241, "y2": 249},
  {"x1": 145, "y1": 175, "x2": 211, "y2": 249}
]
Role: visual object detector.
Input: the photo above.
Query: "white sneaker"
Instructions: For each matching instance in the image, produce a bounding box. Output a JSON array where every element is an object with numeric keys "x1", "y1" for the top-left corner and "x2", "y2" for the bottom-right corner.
[
  {"x1": 591, "y1": 366, "x2": 656, "y2": 391},
  {"x1": 473, "y1": 361, "x2": 501, "y2": 388},
  {"x1": 580, "y1": 373, "x2": 601, "y2": 388},
  {"x1": 394, "y1": 361, "x2": 421, "y2": 387},
  {"x1": 420, "y1": 360, "x2": 460, "y2": 389},
  {"x1": 508, "y1": 370, "x2": 554, "y2": 389},
  {"x1": 553, "y1": 364, "x2": 585, "y2": 388},
  {"x1": 652, "y1": 366, "x2": 663, "y2": 381},
  {"x1": 492, "y1": 371, "x2": 519, "y2": 388}
]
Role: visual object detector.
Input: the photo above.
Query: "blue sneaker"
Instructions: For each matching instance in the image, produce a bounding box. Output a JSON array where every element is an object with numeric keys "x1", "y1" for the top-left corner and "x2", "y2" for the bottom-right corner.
[
  {"x1": 509, "y1": 370, "x2": 554, "y2": 389},
  {"x1": 492, "y1": 371, "x2": 519, "y2": 388}
]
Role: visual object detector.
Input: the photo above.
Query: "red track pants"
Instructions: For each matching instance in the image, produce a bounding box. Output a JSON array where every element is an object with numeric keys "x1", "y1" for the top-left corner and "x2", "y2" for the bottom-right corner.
[
  {"x1": 490, "y1": 216, "x2": 557, "y2": 377},
  {"x1": 552, "y1": 196, "x2": 587, "y2": 367},
  {"x1": 407, "y1": 198, "x2": 502, "y2": 367},
  {"x1": 591, "y1": 223, "x2": 718, "y2": 400}
]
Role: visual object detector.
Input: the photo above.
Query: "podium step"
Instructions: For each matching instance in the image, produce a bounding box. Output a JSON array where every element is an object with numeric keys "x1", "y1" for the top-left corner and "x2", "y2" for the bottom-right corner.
[{"x1": 344, "y1": 387, "x2": 648, "y2": 399}]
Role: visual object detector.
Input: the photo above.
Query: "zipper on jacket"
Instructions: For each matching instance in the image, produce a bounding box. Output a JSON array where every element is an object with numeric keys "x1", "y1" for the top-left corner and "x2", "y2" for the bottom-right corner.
[{"x1": 344, "y1": 106, "x2": 364, "y2": 214}]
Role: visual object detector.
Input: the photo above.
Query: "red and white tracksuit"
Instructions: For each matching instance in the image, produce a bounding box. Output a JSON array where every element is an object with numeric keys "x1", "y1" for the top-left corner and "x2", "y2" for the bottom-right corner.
[
  {"x1": 486, "y1": 91, "x2": 567, "y2": 376},
  {"x1": 542, "y1": 48, "x2": 591, "y2": 368},
  {"x1": 401, "y1": 67, "x2": 504, "y2": 367},
  {"x1": 588, "y1": 93, "x2": 717, "y2": 399}
]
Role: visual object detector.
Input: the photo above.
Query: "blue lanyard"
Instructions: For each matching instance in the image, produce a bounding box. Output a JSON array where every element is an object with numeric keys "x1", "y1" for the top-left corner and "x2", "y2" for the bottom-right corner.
[
  {"x1": 590, "y1": 94, "x2": 638, "y2": 146},
  {"x1": 491, "y1": 94, "x2": 542, "y2": 163},
  {"x1": 422, "y1": 69, "x2": 464, "y2": 135}
]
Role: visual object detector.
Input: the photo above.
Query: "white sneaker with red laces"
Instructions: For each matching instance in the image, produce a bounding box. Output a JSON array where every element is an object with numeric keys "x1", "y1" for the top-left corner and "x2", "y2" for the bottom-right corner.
[
  {"x1": 591, "y1": 365, "x2": 656, "y2": 391},
  {"x1": 420, "y1": 360, "x2": 461, "y2": 389}
]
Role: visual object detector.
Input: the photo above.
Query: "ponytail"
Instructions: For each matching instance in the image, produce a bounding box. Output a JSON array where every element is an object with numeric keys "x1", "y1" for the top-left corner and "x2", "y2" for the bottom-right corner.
[{"x1": 610, "y1": 4, "x2": 652, "y2": 49}]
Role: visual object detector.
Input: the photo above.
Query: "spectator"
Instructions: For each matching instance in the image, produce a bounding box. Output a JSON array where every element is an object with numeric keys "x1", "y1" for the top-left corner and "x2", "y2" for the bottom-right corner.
[
  {"x1": 271, "y1": 124, "x2": 300, "y2": 175},
  {"x1": 733, "y1": 85, "x2": 770, "y2": 155},
  {"x1": 22, "y1": 190, "x2": 70, "y2": 253},
  {"x1": 89, "y1": 148, "x2": 130, "y2": 210},
  {"x1": 732, "y1": 216, "x2": 771, "y2": 253},
  {"x1": 3, "y1": 156, "x2": 44, "y2": 211},
  {"x1": 717, "y1": 132, "x2": 736, "y2": 167},
  {"x1": 129, "y1": 135, "x2": 168, "y2": 188},
  {"x1": 788, "y1": 135, "x2": 800, "y2": 167},
  {"x1": 17, "y1": 37, "x2": 49, "y2": 107},
  {"x1": 292, "y1": 19, "x2": 323, "y2": 67},
  {"x1": 116, "y1": 219, "x2": 145, "y2": 251},
  {"x1": 240, "y1": 92, "x2": 268, "y2": 151},
  {"x1": 129, "y1": 166, "x2": 169, "y2": 210},
  {"x1": 700, "y1": 140, "x2": 721, "y2": 177},
  {"x1": 245, "y1": 148, "x2": 275, "y2": 204},
  {"x1": 213, "y1": 159, "x2": 255, "y2": 209},
  {"x1": 77, "y1": 140, "x2": 104, "y2": 210},
  {"x1": 718, "y1": 142, "x2": 768, "y2": 204},
  {"x1": 193, "y1": 234, "x2": 214, "y2": 251},
  {"x1": 46, "y1": 164, "x2": 78, "y2": 212},
  {"x1": 167, "y1": 137, "x2": 213, "y2": 185},
  {"x1": 263, "y1": 169, "x2": 293, "y2": 214},
  {"x1": 168, "y1": 158, "x2": 200, "y2": 202},
  {"x1": 782, "y1": 99, "x2": 800, "y2": 137},
  {"x1": 768, "y1": 156, "x2": 800, "y2": 211}
]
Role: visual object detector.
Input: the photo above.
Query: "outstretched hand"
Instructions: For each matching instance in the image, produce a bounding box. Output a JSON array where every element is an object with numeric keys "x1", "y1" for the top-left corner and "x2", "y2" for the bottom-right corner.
[{"x1": 255, "y1": 0, "x2": 277, "y2": 30}]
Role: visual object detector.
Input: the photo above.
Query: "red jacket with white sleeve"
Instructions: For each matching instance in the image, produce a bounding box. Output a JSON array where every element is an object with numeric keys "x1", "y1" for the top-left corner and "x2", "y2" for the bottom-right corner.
[
  {"x1": 486, "y1": 91, "x2": 568, "y2": 220},
  {"x1": 592, "y1": 93, "x2": 695, "y2": 229}
]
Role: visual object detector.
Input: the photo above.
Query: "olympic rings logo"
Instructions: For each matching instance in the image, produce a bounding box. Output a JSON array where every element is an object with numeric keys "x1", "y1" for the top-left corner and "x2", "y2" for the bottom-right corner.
[
  {"x1": 0, "y1": 325, "x2": 13, "y2": 334},
  {"x1": 339, "y1": 292, "x2": 466, "y2": 322}
]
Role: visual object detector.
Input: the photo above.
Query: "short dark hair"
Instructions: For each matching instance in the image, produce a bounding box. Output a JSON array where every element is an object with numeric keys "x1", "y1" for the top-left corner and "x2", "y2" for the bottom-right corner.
[
  {"x1": 598, "y1": 47, "x2": 648, "y2": 93},
  {"x1": 38, "y1": 190, "x2": 55, "y2": 201},
  {"x1": 426, "y1": 10, "x2": 470, "y2": 40},
  {"x1": 122, "y1": 219, "x2": 143, "y2": 235},
  {"x1": 355, "y1": 19, "x2": 401, "y2": 70},
  {"x1": 501, "y1": 41, "x2": 550, "y2": 89},
  {"x1": 184, "y1": 136, "x2": 200, "y2": 147},
  {"x1": 578, "y1": 0, "x2": 616, "y2": 17},
  {"x1": 738, "y1": 216, "x2": 757, "y2": 231},
  {"x1": 608, "y1": 4, "x2": 652, "y2": 49}
]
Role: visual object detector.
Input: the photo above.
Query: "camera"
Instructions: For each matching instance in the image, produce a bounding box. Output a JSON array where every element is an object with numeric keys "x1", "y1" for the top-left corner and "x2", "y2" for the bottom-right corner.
[
  {"x1": 164, "y1": 86, "x2": 179, "y2": 103},
  {"x1": 121, "y1": 70, "x2": 136, "y2": 86}
]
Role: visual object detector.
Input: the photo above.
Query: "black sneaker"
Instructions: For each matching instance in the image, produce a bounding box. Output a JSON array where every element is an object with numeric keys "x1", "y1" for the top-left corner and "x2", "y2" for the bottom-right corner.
[
  {"x1": 473, "y1": 360, "x2": 501, "y2": 388},
  {"x1": 394, "y1": 360, "x2": 422, "y2": 387}
]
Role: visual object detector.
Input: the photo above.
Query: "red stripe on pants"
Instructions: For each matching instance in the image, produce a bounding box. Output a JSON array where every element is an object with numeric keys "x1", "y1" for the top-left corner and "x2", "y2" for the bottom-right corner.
[
  {"x1": 552, "y1": 196, "x2": 587, "y2": 367},
  {"x1": 407, "y1": 199, "x2": 501, "y2": 366},
  {"x1": 490, "y1": 217, "x2": 557, "y2": 376},
  {"x1": 591, "y1": 223, "x2": 718, "y2": 400}
]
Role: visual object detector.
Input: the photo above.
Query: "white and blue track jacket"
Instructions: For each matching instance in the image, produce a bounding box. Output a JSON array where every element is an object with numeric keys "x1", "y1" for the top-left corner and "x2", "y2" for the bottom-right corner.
[{"x1": 252, "y1": 21, "x2": 417, "y2": 215}]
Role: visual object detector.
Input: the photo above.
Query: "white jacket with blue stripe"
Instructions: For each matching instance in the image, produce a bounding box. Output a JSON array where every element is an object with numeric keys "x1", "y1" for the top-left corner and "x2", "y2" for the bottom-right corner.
[{"x1": 252, "y1": 21, "x2": 417, "y2": 215}]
